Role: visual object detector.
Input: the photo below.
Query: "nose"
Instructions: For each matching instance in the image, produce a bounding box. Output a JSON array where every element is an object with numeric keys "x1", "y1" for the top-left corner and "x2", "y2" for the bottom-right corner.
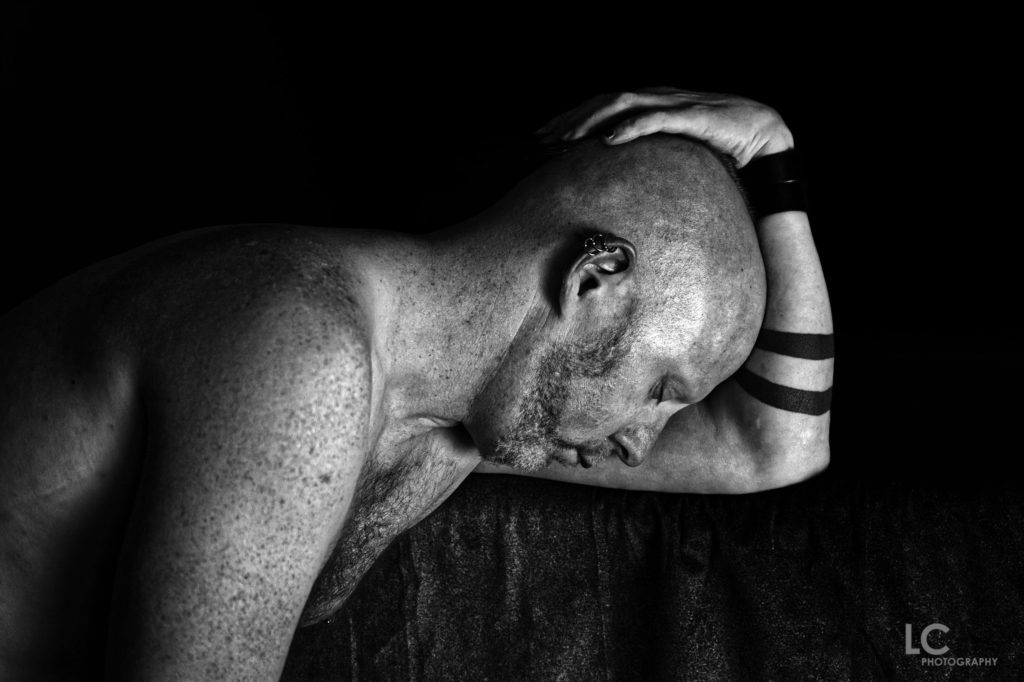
[
  {"x1": 612, "y1": 432, "x2": 644, "y2": 466},
  {"x1": 613, "y1": 402, "x2": 688, "y2": 467}
]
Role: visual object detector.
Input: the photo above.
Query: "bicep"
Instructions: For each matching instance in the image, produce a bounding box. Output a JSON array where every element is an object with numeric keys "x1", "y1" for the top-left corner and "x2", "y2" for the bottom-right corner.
[
  {"x1": 108, "y1": 315, "x2": 368, "y2": 679},
  {"x1": 646, "y1": 373, "x2": 831, "y2": 493},
  {"x1": 642, "y1": 379, "x2": 772, "y2": 493}
]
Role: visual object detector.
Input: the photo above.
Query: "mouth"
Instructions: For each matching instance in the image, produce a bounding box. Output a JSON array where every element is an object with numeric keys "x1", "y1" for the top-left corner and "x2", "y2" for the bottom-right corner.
[
  {"x1": 553, "y1": 439, "x2": 593, "y2": 469},
  {"x1": 609, "y1": 437, "x2": 629, "y2": 464}
]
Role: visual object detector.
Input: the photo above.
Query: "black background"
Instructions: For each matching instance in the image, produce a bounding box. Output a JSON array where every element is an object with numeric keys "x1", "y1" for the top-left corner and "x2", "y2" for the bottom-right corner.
[{"x1": 4, "y1": 6, "x2": 1019, "y2": 485}]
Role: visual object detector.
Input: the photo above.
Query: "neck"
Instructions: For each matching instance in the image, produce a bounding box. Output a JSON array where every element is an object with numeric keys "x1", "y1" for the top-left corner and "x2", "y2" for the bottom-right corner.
[{"x1": 360, "y1": 218, "x2": 549, "y2": 427}]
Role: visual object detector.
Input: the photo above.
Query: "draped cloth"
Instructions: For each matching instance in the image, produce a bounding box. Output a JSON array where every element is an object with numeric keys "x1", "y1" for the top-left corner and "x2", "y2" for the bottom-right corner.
[{"x1": 283, "y1": 473, "x2": 1023, "y2": 680}]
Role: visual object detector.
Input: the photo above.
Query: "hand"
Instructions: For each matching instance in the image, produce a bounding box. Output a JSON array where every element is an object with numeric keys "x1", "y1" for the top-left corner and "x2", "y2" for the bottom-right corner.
[{"x1": 535, "y1": 87, "x2": 794, "y2": 168}]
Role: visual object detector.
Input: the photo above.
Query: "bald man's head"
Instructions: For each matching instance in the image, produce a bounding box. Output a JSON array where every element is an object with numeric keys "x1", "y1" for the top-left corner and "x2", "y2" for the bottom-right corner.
[
  {"x1": 468, "y1": 134, "x2": 766, "y2": 471},
  {"x1": 503, "y1": 134, "x2": 764, "y2": 378}
]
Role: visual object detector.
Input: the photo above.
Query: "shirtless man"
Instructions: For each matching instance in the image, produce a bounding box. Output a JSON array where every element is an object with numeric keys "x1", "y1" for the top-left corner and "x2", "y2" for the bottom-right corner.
[{"x1": 0, "y1": 91, "x2": 832, "y2": 679}]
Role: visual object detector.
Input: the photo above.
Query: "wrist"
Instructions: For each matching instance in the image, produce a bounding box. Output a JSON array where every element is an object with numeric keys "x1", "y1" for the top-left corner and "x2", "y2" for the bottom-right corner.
[
  {"x1": 756, "y1": 210, "x2": 811, "y2": 234},
  {"x1": 740, "y1": 147, "x2": 808, "y2": 219}
]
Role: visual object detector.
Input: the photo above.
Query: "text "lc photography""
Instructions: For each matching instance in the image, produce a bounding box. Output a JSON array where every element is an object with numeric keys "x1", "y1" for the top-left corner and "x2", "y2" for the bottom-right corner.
[{"x1": 905, "y1": 623, "x2": 998, "y2": 668}]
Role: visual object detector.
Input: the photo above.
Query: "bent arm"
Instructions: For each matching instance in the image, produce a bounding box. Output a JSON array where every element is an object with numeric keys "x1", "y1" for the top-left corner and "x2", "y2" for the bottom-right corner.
[
  {"x1": 651, "y1": 208, "x2": 833, "y2": 492},
  {"x1": 479, "y1": 92, "x2": 833, "y2": 493},
  {"x1": 476, "y1": 208, "x2": 833, "y2": 493}
]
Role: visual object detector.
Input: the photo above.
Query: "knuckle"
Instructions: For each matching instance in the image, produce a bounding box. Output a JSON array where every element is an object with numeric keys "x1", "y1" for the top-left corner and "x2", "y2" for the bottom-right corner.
[{"x1": 614, "y1": 91, "x2": 637, "y2": 108}]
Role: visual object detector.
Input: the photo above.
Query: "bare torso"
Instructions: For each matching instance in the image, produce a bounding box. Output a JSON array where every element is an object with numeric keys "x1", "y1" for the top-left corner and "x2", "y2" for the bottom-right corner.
[{"x1": 0, "y1": 223, "x2": 478, "y2": 676}]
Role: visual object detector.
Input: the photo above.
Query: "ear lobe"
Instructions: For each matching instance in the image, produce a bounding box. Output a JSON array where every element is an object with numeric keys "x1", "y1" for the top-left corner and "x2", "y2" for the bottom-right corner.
[{"x1": 559, "y1": 235, "x2": 637, "y2": 315}]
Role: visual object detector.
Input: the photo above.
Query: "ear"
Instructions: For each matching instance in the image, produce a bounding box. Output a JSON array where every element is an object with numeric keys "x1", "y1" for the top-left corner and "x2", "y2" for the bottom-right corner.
[{"x1": 559, "y1": 235, "x2": 637, "y2": 318}]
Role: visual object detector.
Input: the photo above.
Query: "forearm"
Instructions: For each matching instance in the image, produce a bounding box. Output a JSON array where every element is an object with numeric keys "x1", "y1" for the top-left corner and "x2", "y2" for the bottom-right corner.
[
  {"x1": 757, "y1": 211, "x2": 832, "y2": 334},
  {"x1": 730, "y1": 208, "x2": 834, "y2": 482}
]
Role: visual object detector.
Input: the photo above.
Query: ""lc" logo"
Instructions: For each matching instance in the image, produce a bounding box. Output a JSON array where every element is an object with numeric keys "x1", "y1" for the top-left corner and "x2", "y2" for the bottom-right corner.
[{"x1": 905, "y1": 623, "x2": 950, "y2": 655}]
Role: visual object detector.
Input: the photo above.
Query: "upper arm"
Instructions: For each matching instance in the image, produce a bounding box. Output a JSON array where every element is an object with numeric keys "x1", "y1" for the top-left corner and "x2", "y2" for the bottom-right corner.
[
  {"x1": 645, "y1": 375, "x2": 830, "y2": 493},
  {"x1": 108, "y1": 299, "x2": 370, "y2": 680}
]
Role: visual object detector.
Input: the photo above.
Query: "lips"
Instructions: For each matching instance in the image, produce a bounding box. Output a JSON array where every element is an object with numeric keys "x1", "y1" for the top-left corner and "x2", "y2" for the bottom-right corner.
[{"x1": 575, "y1": 440, "x2": 624, "y2": 469}]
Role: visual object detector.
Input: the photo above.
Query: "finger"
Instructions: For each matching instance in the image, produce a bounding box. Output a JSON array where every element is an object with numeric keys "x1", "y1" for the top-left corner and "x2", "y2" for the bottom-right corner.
[
  {"x1": 566, "y1": 92, "x2": 685, "y2": 140},
  {"x1": 534, "y1": 91, "x2": 621, "y2": 136},
  {"x1": 605, "y1": 108, "x2": 712, "y2": 146}
]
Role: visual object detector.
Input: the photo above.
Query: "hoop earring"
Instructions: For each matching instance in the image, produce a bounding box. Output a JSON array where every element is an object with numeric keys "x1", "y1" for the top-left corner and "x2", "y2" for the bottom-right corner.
[{"x1": 583, "y1": 234, "x2": 617, "y2": 256}]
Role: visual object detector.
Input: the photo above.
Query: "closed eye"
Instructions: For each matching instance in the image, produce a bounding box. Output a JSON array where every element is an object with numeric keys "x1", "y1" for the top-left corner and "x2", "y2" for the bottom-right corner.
[
  {"x1": 650, "y1": 376, "x2": 670, "y2": 403},
  {"x1": 651, "y1": 374, "x2": 690, "y2": 405}
]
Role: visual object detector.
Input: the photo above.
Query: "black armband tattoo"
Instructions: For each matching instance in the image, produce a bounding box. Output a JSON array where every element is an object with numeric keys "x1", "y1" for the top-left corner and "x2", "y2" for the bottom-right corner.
[
  {"x1": 734, "y1": 366, "x2": 832, "y2": 416},
  {"x1": 739, "y1": 149, "x2": 809, "y2": 217},
  {"x1": 755, "y1": 329, "x2": 835, "y2": 360},
  {"x1": 746, "y1": 179, "x2": 809, "y2": 217}
]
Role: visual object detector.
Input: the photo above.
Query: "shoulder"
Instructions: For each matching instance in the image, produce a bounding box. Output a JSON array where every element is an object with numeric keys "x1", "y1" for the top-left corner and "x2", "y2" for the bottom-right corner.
[
  {"x1": 138, "y1": 283, "x2": 374, "y2": 546},
  {"x1": 105, "y1": 277, "x2": 377, "y2": 679},
  {"x1": 142, "y1": 226, "x2": 374, "y2": 379},
  {"x1": 187, "y1": 292, "x2": 366, "y2": 391},
  {"x1": 141, "y1": 239, "x2": 377, "y2": 448}
]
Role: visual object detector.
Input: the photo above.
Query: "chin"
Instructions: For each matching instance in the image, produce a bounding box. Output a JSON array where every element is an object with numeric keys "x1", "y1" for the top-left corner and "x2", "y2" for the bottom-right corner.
[{"x1": 487, "y1": 437, "x2": 554, "y2": 472}]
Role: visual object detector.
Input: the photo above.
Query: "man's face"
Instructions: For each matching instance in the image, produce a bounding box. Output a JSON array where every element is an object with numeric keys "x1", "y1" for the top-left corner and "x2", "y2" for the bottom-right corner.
[{"x1": 487, "y1": 313, "x2": 694, "y2": 472}]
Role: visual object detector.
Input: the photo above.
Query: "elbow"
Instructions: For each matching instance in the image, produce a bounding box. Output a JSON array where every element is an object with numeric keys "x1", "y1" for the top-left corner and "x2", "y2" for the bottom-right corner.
[
  {"x1": 747, "y1": 415, "x2": 832, "y2": 492},
  {"x1": 774, "y1": 444, "x2": 830, "y2": 487},
  {"x1": 735, "y1": 439, "x2": 830, "y2": 494},
  {"x1": 757, "y1": 442, "x2": 830, "y2": 492}
]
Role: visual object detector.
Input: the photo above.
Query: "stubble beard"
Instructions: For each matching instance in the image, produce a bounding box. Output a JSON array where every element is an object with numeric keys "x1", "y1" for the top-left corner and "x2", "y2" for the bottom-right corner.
[
  {"x1": 488, "y1": 311, "x2": 637, "y2": 471},
  {"x1": 489, "y1": 345, "x2": 570, "y2": 471}
]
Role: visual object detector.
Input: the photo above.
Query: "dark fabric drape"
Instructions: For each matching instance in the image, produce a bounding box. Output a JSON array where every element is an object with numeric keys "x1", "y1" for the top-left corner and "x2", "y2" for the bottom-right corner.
[{"x1": 283, "y1": 473, "x2": 1022, "y2": 680}]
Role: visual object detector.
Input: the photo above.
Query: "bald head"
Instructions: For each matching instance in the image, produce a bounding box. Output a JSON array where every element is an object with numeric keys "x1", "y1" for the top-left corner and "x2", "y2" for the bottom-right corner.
[
  {"x1": 463, "y1": 135, "x2": 767, "y2": 469},
  {"x1": 494, "y1": 134, "x2": 766, "y2": 395},
  {"x1": 500, "y1": 134, "x2": 758, "y2": 280}
]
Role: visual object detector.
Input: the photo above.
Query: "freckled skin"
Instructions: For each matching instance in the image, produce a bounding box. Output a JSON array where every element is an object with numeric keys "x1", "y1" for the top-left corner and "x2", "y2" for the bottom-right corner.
[
  {"x1": 0, "y1": 137, "x2": 776, "y2": 679},
  {"x1": 0, "y1": 224, "x2": 482, "y2": 679}
]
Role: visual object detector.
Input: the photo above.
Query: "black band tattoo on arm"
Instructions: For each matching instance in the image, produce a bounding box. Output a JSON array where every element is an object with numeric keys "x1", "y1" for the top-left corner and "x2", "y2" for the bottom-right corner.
[
  {"x1": 734, "y1": 366, "x2": 832, "y2": 416},
  {"x1": 755, "y1": 329, "x2": 835, "y2": 360}
]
